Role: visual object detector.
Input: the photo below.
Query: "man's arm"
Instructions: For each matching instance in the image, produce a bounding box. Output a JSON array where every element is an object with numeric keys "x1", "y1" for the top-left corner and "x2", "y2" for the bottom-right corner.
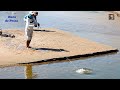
[{"x1": 33, "y1": 16, "x2": 40, "y2": 27}]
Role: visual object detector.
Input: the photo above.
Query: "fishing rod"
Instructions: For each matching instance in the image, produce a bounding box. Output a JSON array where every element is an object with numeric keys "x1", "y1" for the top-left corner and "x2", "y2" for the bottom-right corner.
[
  {"x1": 33, "y1": 26, "x2": 79, "y2": 75},
  {"x1": 33, "y1": 22, "x2": 93, "y2": 74}
]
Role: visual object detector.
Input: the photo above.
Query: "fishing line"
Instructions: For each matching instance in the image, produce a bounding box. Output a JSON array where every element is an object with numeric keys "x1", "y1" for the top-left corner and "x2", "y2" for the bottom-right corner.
[
  {"x1": 37, "y1": 25, "x2": 78, "y2": 76},
  {"x1": 36, "y1": 25, "x2": 94, "y2": 74},
  {"x1": 55, "y1": 40, "x2": 78, "y2": 70},
  {"x1": 51, "y1": 30, "x2": 93, "y2": 74}
]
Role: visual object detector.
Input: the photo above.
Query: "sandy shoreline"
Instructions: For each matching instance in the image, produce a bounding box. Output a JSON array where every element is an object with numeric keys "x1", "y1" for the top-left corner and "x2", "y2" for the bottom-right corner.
[{"x1": 0, "y1": 28, "x2": 118, "y2": 67}]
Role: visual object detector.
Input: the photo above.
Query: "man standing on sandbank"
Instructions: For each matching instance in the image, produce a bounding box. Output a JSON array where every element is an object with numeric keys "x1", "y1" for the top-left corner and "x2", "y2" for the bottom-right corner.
[{"x1": 24, "y1": 11, "x2": 40, "y2": 48}]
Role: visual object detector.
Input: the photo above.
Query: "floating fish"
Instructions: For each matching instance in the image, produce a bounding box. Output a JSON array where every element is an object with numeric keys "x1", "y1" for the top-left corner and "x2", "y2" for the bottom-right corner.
[{"x1": 76, "y1": 68, "x2": 93, "y2": 74}]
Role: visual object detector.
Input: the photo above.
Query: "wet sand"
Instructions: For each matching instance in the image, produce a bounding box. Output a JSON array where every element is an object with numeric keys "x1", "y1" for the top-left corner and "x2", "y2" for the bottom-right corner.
[{"x1": 0, "y1": 28, "x2": 118, "y2": 67}]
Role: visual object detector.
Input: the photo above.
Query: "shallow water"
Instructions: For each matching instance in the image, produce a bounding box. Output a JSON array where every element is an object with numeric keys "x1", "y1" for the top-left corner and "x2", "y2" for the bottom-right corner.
[{"x1": 0, "y1": 11, "x2": 120, "y2": 79}]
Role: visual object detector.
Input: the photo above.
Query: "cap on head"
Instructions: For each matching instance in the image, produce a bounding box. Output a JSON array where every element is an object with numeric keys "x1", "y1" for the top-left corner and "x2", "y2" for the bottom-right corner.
[
  {"x1": 33, "y1": 11, "x2": 38, "y2": 16},
  {"x1": 29, "y1": 11, "x2": 34, "y2": 15}
]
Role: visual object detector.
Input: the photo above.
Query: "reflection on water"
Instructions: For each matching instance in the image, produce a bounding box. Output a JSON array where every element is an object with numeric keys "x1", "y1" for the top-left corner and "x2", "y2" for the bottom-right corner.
[
  {"x1": 24, "y1": 64, "x2": 33, "y2": 79},
  {"x1": 21, "y1": 50, "x2": 118, "y2": 79},
  {"x1": 24, "y1": 64, "x2": 38, "y2": 79},
  {"x1": 0, "y1": 49, "x2": 119, "y2": 79},
  {"x1": 21, "y1": 50, "x2": 118, "y2": 66}
]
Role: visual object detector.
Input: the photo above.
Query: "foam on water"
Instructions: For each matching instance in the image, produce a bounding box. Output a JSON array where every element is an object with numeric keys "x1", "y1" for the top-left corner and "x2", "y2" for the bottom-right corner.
[{"x1": 76, "y1": 68, "x2": 93, "y2": 74}]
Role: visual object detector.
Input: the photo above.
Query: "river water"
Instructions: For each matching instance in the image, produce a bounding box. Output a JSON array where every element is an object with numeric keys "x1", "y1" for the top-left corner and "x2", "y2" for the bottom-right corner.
[{"x1": 0, "y1": 11, "x2": 120, "y2": 79}]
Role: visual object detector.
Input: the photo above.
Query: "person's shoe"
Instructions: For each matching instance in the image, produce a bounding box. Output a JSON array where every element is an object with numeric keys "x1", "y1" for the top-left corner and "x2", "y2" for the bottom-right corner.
[{"x1": 27, "y1": 46, "x2": 32, "y2": 48}]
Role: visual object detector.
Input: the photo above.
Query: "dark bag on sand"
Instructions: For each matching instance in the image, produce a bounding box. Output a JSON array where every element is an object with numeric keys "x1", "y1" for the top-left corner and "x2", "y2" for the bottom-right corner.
[{"x1": 0, "y1": 29, "x2": 2, "y2": 35}]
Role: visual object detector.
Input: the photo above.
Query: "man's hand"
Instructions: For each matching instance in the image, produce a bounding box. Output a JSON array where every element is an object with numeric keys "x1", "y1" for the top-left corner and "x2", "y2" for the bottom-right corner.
[
  {"x1": 34, "y1": 24, "x2": 37, "y2": 27},
  {"x1": 38, "y1": 23, "x2": 40, "y2": 27},
  {"x1": 37, "y1": 23, "x2": 41, "y2": 28}
]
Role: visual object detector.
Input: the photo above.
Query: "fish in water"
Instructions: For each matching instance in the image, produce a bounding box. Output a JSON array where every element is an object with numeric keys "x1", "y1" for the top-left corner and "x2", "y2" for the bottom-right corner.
[{"x1": 76, "y1": 68, "x2": 93, "y2": 74}]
